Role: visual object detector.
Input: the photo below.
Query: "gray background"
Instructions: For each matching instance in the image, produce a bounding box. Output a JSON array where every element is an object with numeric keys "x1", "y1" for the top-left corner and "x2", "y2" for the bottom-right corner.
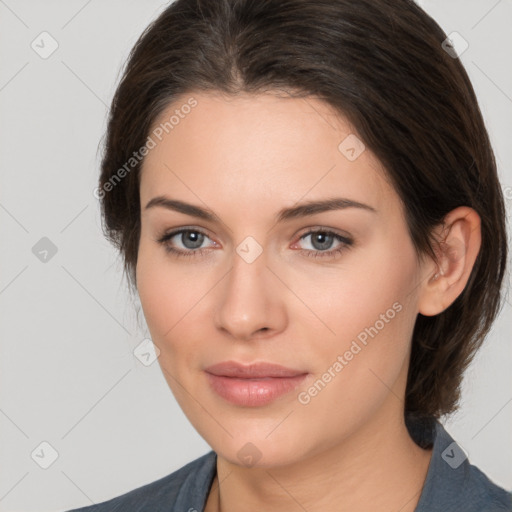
[{"x1": 0, "y1": 0, "x2": 511, "y2": 510}]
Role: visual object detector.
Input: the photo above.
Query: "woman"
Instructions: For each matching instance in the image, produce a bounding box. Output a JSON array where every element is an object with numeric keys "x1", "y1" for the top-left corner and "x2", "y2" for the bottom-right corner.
[{"x1": 69, "y1": 0, "x2": 511, "y2": 510}]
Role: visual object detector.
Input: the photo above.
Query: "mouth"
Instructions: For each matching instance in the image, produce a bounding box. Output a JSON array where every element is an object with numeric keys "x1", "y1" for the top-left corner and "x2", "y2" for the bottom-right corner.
[{"x1": 204, "y1": 361, "x2": 308, "y2": 407}]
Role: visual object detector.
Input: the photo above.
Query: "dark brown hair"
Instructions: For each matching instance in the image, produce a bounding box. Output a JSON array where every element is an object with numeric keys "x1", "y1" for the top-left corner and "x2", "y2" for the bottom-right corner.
[{"x1": 97, "y1": 0, "x2": 508, "y2": 420}]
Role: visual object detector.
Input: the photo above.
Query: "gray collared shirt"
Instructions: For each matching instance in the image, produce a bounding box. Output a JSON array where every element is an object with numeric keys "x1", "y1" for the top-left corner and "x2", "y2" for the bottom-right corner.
[{"x1": 66, "y1": 416, "x2": 512, "y2": 511}]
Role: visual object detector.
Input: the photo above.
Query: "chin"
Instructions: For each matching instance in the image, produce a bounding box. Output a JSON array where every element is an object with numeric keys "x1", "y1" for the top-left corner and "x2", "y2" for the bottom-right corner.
[{"x1": 206, "y1": 427, "x2": 311, "y2": 469}]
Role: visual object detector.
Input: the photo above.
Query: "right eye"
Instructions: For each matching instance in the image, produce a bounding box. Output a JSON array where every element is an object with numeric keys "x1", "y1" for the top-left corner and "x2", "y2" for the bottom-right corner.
[{"x1": 157, "y1": 228, "x2": 218, "y2": 258}]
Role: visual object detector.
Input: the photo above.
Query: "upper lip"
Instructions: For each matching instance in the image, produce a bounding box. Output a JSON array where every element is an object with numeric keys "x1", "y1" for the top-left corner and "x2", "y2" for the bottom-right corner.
[{"x1": 204, "y1": 361, "x2": 307, "y2": 378}]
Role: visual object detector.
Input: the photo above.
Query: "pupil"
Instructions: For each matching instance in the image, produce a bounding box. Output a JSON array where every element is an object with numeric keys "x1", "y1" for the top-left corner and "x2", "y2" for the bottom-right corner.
[
  {"x1": 183, "y1": 231, "x2": 203, "y2": 249},
  {"x1": 313, "y1": 233, "x2": 332, "y2": 251}
]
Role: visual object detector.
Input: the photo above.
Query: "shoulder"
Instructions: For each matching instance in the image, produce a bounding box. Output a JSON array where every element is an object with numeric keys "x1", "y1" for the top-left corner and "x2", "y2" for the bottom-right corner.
[
  {"x1": 409, "y1": 415, "x2": 512, "y2": 512},
  {"x1": 459, "y1": 461, "x2": 512, "y2": 511},
  {"x1": 64, "y1": 450, "x2": 216, "y2": 512}
]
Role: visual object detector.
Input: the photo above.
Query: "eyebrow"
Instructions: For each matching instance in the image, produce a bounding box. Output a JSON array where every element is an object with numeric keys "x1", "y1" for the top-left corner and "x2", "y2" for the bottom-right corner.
[{"x1": 144, "y1": 196, "x2": 377, "y2": 223}]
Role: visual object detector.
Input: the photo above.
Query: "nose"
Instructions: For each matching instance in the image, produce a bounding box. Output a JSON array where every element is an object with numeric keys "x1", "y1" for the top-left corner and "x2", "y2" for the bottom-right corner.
[{"x1": 213, "y1": 245, "x2": 287, "y2": 341}]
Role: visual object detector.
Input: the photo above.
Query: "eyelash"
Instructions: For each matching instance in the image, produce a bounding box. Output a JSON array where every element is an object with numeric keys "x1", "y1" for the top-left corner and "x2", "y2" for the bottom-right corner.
[{"x1": 156, "y1": 228, "x2": 353, "y2": 260}]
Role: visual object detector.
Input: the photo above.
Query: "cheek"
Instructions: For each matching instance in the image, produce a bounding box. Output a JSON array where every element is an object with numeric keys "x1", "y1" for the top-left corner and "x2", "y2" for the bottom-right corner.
[
  {"x1": 295, "y1": 247, "x2": 414, "y2": 336},
  {"x1": 291, "y1": 283, "x2": 415, "y2": 441},
  {"x1": 136, "y1": 240, "x2": 187, "y2": 341},
  {"x1": 292, "y1": 239, "x2": 419, "y2": 381},
  {"x1": 138, "y1": 269, "x2": 195, "y2": 340},
  {"x1": 135, "y1": 241, "x2": 217, "y2": 363}
]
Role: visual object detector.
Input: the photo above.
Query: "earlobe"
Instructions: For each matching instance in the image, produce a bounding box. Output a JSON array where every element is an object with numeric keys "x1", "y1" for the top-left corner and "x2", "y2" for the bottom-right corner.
[{"x1": 418, "y1": 207, "x2": 481, "y2": 317}]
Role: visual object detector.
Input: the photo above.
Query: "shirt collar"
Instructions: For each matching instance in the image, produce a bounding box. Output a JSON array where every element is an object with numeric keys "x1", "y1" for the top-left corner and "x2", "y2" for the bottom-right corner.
[{"x1": 407, "y1": 413, "x2": 476, "y2": 511}]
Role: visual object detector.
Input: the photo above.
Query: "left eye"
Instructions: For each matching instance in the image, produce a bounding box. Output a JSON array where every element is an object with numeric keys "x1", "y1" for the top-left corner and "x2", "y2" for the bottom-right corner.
[
  {"x1": 298, "y1": 231, "x2": 344, "y2": 251},
  {"x1": 292, "y1": 230, "x2": 353, "y2": 259}
]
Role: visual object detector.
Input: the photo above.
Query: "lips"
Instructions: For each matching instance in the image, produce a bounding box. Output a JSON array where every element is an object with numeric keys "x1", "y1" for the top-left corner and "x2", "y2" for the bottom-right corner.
[
  {"x1": 204, "y1": 361, "x2": 306, "y2": 378},
  {"x1": 204, "y1": 361, "x2": 308, "y2": 406}
]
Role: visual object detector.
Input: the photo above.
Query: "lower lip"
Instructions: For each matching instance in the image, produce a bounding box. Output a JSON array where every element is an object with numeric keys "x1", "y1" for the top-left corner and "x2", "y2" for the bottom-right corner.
[{"x1": 205, "y1": 373, "x2": 308, "y2": 407}]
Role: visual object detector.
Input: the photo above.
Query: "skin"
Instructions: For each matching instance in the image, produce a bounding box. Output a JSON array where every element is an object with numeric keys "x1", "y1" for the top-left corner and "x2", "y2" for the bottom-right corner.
[{"x1": 135, "y1": 91, "x2": 481, "y2": 512}]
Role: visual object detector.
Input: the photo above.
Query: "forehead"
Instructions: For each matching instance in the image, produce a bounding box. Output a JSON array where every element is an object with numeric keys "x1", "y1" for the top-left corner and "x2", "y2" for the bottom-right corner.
[{"x1": 139, "y1": 91, "x2": 398, "y2": 218}]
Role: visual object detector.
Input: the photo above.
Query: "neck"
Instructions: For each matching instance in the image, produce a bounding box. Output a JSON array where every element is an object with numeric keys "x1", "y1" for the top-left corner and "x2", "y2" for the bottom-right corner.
[{"x1": 206, "y1": 406, "x2": 433, "y2": 512}]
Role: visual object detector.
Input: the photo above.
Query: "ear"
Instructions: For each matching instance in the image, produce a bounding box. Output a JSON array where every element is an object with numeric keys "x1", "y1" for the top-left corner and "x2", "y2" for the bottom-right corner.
[{"x1": 418, "y1": 206, "x2": 482, "y2": 317}]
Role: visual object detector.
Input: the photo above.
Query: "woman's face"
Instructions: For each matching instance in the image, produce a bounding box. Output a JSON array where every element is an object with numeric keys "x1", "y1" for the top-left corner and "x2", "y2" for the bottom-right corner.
[{"x1": 136, "y1": 91, "x2": 432, "y2": 466}]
